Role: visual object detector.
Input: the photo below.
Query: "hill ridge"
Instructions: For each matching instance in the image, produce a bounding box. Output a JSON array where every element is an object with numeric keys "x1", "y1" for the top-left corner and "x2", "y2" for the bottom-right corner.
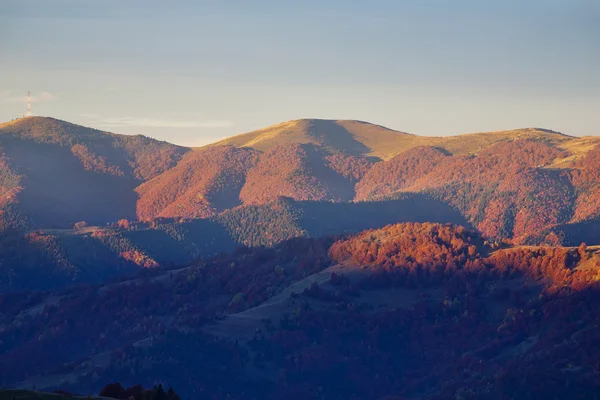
[
  {"x1": 0, "y1": 116, "x2": 184, "y2": 145},
  {"x1": 0, "y1": 116, "x2": 575, "y2": 154},
  {"x1": 206, "y1": 118, "x2": 574, "y2": 160}
]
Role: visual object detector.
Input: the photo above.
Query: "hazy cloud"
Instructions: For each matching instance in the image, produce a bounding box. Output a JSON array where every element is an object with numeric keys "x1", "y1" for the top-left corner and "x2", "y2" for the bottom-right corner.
[
  {"x1": 32, "y1": 92, "x2": 55, "y2": 103},
  {"x1": 79, "y1": 114, "x2": 233, "y2": 129},
  {"x1": 0, "y1": 91, "x2": 56, "y2": 103}
]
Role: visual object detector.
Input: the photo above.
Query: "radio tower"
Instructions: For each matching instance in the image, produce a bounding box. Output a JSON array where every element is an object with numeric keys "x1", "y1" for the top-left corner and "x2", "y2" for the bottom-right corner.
[
  {"x1": 21, "y1": 91, "x2": 33, "y2": 118},
  {"x1": 26, "y1": 91, "x2": 32, "y2": 117}
]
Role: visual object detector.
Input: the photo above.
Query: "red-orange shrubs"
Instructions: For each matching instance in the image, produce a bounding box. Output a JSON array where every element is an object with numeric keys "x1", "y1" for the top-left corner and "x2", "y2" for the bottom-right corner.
[
  {"x1": 119, "y1": 250, "x2": 159, "y2": 268},
  {"x1": 570, "y1": 145, "x2": 600, "y2": 222},
  {"x1": 117, "y1": 218, "x2": 131, "y2": 230},
  {"x1": 329, "y1": 222, "x2": 480, "y2": 281}
]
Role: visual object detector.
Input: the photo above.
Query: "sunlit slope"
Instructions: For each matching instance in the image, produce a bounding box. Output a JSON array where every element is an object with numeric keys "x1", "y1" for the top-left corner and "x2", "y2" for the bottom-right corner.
[
  {"x1": 547, "y1": 135, "x2": 600, "y2": 169},
  {"x1": 210, "y1": 119, "x2": 416, "y2": 160},
  {"x1": 208, "y1": 119, "x2": 577, "y2": 160}
]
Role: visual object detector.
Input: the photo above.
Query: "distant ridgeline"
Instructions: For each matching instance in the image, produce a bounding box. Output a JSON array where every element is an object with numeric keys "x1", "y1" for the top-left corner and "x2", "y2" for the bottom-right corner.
[{"x1": 1, "y1": 116, "x2": 600, "y2": 291}]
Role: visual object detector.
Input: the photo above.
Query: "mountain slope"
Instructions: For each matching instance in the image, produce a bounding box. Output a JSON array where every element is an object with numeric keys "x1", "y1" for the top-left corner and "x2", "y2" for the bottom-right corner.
[
  {"x1": 210, "y1": 119, "x2": 411, "y2": 160},
  {"x1": 239, "y1": 143, "x2": 359, "y2": 204},
  {"x1": 135, "y1": 146, "x2": 259, "y2": 221},
  {"x1": 138, "y1": 142, "x2": 374, "y2": 221},
  {"x1": 0, "y1": 116, "x2": 587, "y2": 232},
  {"x1": 0, "y1": 117, "x2": 188, "y2": 228},
  {"x1": 209, "y1": 118, "x2": 573, "y2": 160},
  {"x1": 355, "y1": 139, "x2": 585, "y2": 243}
]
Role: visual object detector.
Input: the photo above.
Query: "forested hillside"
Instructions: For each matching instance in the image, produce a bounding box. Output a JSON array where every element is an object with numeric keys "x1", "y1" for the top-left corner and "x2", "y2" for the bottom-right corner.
[
  {"x1": 0, "y1": 195, "x2": 466, "y2": 292},
  {"x1": 2, "y1": 222, "x2": 599, "y2": 399},
  {"x1": 239, "y1": 143, "x2": 358, "y2": 204},
  {"x1": 2, "y1": 116, "x2": 600, "y2": 292},
  {"x1": 0, "y1": 384, "x2": 181, "y2": 400},
  {"x1": 356, "y1": 140, "x2": 579, "y2": 243},
  {"x1": 135, "y1": 146, "x2": 259, "y2": 220},
  {"x1": 0, "y1": 117, "x2": 187, "y2": 230}
]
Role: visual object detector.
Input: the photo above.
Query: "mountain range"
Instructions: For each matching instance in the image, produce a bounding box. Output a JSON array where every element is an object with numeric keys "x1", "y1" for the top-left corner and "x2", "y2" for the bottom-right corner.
[
  {"x1": 2, "y1": 117, "x2": 598, "y2": 229},
  {"x1": 1, "y1": 116, "x2": 600, "y2": 291},
  {"x1": 2, "y1": 116, "x2": 600, "y2": 398}
]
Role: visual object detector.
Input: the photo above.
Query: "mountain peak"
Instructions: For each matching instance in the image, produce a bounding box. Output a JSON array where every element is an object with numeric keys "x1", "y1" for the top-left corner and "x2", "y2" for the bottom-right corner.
[
  {"x1": 0, "y1": 116, "x2": 109, "y2": 143},
  {"x1": 209, "y1": 119, "x2": 412, "y2": 160},
  {"x1": 1, "y1": 115, "x2": 65, "y2": 129}
]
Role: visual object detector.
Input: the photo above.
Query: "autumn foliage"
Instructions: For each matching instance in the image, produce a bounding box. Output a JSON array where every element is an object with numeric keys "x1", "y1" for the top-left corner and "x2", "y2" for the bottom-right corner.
[
  {"x1": 135, "y1": 146, "x2": 259, "y2": 220},
  {"x1": 355, "y1": 139, "x2": 579, "y2": 242},
  {"x1": 329, "y1": 222, "x2": 478, "y2": 271},
  {"x1": 2, "y1": 222, "x2": 600, "y2": 399},
  {"x1": 570, "y1": 145, "x2": 600, "y2": 222},
  {"x1": 354, "y1": 146, "x2": 448, "y2": 200},
  {"x1": 240, "y1": 143, "x2": 357, "y2": 204}
]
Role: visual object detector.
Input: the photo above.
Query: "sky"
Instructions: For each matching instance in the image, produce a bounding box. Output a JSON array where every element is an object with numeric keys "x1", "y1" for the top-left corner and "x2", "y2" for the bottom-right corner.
[{"x1": 1, "y1": 0, "x2": 599, "y2": 146}]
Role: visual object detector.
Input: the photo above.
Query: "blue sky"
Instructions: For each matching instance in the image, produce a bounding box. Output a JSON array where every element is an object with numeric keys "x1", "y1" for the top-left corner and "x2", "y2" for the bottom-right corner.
[{"x1": 1, "y1": 0, "x2": 599, "y2": 146}]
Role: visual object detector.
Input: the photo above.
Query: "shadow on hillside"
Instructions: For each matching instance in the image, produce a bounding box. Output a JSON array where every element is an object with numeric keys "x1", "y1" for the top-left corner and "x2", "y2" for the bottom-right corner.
[
  {"x1": 212, "y1": 194, "x2": 470, "y2": 250},
  {"x1": 207, "y1": 176, "x2": 248, "y2": 212},
  {"x1": 296, "y1": 193, "x2": 470, "y2": 237},
  {"x1": 544, "y1": 219, "x2": 600, "y2": 246},
  {"x1": 302, "y1": 144, "x2": 357, "y2": 201},
  {"x1": 125, "y1": 218, "x2": 238, "y2": 266},
  {"x1": 0, "y1": 229, "x2": 155, "y2": 293},
  {"x1": 430, "y1": 146, "x2": 452, "y2": 156},
  {"x1": 2, "y1": 137, "x2": 138, "y2": 227},
  {"x1": 306, "y1": 119, "x2": 372, "y2": 157}
]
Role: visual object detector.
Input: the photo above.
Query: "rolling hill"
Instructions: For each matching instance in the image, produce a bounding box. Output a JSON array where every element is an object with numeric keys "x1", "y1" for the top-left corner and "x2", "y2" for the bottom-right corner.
[
  {"x1": 2, "y1": 117, "x2": 596, "y2": 234},
  {"x1": 209, "y1": 118, "x2": 575, "y2": 161},
  {"x1": 238, "y1": 143, "x2": 359, "y2": 204},
  {"x1": 144, "y1": 119, "x2": 600, "y2": 232},
  {"x1": 0, "y1": 385, "x2": 181, "y2": 400},
  {"x1": 137, "y1": 141, "x2": 375, "y2": 221},
  {"x1": 0, "y1": 117, "x2": 188, "y2": 229}
]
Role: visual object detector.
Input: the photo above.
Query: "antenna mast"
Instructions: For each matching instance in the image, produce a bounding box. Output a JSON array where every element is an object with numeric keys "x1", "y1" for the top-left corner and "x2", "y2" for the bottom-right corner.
[{"x1": 22, "y1": 91, "x2": 33, "y2": 118}]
